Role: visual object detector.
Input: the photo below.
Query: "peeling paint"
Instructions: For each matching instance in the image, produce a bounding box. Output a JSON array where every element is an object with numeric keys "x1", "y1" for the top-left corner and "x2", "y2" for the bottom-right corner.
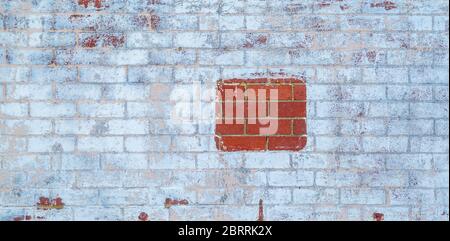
[{"x1": 165, "y1": 198, "x2": 189, "y2": 208}]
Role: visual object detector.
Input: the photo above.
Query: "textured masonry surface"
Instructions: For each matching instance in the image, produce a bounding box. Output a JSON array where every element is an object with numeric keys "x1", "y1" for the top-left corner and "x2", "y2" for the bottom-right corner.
[
  {"x1": 215, "y1": 78, "x2": 308, "y2": 151},
  {"x1": 0, "y1": 0, "x2": 449, "y2": 221}
]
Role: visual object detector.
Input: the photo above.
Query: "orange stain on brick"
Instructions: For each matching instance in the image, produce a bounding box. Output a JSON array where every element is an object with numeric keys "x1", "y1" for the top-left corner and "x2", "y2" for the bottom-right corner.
[
  {"x1": 150, "y1": 14, "x2": 161, "y2": 30},
  {"x1": 373, "y1": 212, "x2": 384, "y2": 221},
  {"x1": 82, "y1": 36, "x2": 98, "y2": 48},
  {"x1": 370, "y1": 1, "x2": 397, "y2": 10},
  {"x1": 82, "y1": 34, "x2": 125, "y2": 48},
  {"x1": 78, "y1": 0, "x2": 103, "y2": 9},
  {"x1": 257, "y1": 199, "x2": 264, "y2": 221},
  {"x1": 13, "y1": 215, "x2": 32, "y2": 221},
  {"x1": 37, "y1": 196, "x2": 64, "y2": 210},
  {"x1": 138, "y1": 212, "x2": 149, "y2": 221},
  {"x1": 164, "y1": 198, "x2": 189, "y2": 208}
]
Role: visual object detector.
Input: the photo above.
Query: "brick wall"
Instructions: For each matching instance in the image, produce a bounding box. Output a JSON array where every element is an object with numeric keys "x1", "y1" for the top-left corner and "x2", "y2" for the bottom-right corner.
[{"x1": 0, "y1": 0, "x2": 448, "y2": 221}]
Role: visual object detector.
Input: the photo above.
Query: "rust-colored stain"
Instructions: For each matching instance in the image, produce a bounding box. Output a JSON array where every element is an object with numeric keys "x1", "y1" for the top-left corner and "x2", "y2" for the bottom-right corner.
[
  {"x1": 13, "y1": 215, "x2": 32, "y2": 221},
  {"x1": 81, "y1": 34, "x2": 125, "y2": 48},
  {"x1": 150, "y1": 14, "x2": 161, "y2": 30},
  {"x1": 78, "y1": 0, "x2": 103, "y2": 9},
  {"x1": 164, "y1": 198, "x2": 189, "y2": 208},
  {"x1": 82, "y1": 36, "x2": 98, "y2": 48},
  {"x1": 257, "y1": 199, "x2": 264, "y2": 221},
  {"x1": 244, "y1": 34, "x2": 269, "y2": 48},
  {"x1": 138, "y1": 212, "x2": 149, "y2": 221},
  {"x1": 318, "y1": 0, "x2": 350, "y2": 11},
  {"x1": 373, "y1": 212, "x2": 384, "y2": 221},
  {"x1": 370, "y1": 1, "x2": 397, "y2": 10},
  {"x1": 37, "y1": 196, "x2": 64, "y2": 210}
]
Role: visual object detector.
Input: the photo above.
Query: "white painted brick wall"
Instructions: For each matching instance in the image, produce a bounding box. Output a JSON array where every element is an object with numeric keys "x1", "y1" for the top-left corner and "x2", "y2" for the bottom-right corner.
[{"x1": 0, "y1": 0, "x2": 448, "y2": 221}]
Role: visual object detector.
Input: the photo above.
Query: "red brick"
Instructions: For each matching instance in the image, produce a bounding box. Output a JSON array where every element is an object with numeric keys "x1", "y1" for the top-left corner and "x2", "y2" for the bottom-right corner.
[
  {"x1": 247, "y1": 84, "x2": 292, "y2": 101},
  {"x1": 215, "y1": 78, "x2": 307, "y2": 152},
  {"x1": 216, "y1": 136, "x2": 266, "y2": 151},
  {"x1": 293, "y1": 119, "x2": 307, "y2": 135},
  {"x1": 223, "y1": 78, "x2": 268, "y2": 84},
  {"x1": 216, "y1": 123, "x2": 245, "y2": 135},
  {"x1": 277, "y1": 102, "x2": 307, "y2": 118},
  {"x1": 268, "y1": 136, "x2": 307, "y2": 151},
  {"x1": 270, "y1": 78, "x2": 305, "y2": 84},
  {"x1": 247, "y1": 119, "x2": 292, "y2": 135},
  {"x1": 294, "y1": 85, "x2": 307, "y2": 100},
  {"x1": 217, "y1": 84, "x2": 246, "y2": 102}
]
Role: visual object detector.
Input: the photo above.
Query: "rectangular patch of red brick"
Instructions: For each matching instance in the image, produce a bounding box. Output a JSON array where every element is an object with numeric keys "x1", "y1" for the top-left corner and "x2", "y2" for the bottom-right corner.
[
  {"x1": 268, "y1": 136, "x2": 307, "y2": 151},
  {"x1": 215, "y1": 78, "x2": 307, "y2": 152},
  {"x1": 215, "y1": 136, "x2": 267, "y2": 151}
]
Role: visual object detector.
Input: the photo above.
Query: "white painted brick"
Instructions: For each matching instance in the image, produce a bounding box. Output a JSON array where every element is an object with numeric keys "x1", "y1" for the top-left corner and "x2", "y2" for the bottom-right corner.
[
  {"x1": 101, "y1": 153, "x2": 148, "y2": 170},
  {"x1": 268, "y1": 171, "x2": 314, "y2": 187},
  {"x1": 410, "y1": 137, "x2": 449, "y2": 153},
  {"x1": 171, "y1": 136, "x2": 210, "y2": 152},
  {"x1": 1, "y1": 120, "x2": 52, "y2": 135},
  {"x1": 79, "y1": 67, "x2": 127, "y2": 83},
  {"x1": 106, "y1": 119, "x2": 149, "y2": 135},
  {"x1": 387, "y1": 119, "x2": 434, "y2": 135},
  {"x1": 385, "y1": 154, "x2": 433, "y2": 170},
  {"x1": 315, "y1": 137, "x2": 362, "y2": 153},
  {"x1": 293, "y1": 188, "x2": 339, "y2": 205},
  {"x1": 0, "y1": 103, "x2": 28, "y2": 117},
  {"x1": 292, "y1": 153, "x2": 338, "y2": 169},
  {"x1": 127, "y1": 32, "x2": 172, "y2": 48},
  {"x1": 30, "y1": 102, "x2": 76, "y2": 117},
  {"x1": 127, "y1": 102, "x2": 171, "y2": 118},
  {"x1": 3, "y1": 155, "x2": 51, "y2": 170},
  {"x1": 56, "y1": 84, "x2": 102, "y2": 100},
  {"x1": 0, "y1": 137, "x2": 27, "y2": 152},
  {"x1": 316, "y1": 171, "x2": 361, "y2": 187},
  {"x1": 28, "y1": 137, "x2": 75, "y2": 153},
  {"x1": 148, "y1": 153, "x2": 196, "y2": 169},
  {"x1": 0, "y1": 67, "x2": 31, "y2": 83},
  {"x1": 436, "y1": 119, "x2": 449, "y2": 136},
  {"x1": 7, "y1": 84, "x2": 52, "y2": 100},
  {"x1": 79, "y1": 103, "x2": 124, "y2": 118},
  {"x1": 59, "y1": 154, "x2": 100, "y2": 170},
  {"x1": 361, "y1": 170, "x2": 409, "y2": 187},
  {"x1": 0, "y1": 0, "x2": 448, "y2": 222},
  {"x1": 390, "y1": 189, "x2": 435, "y2": 205},
  {"x1": 363, "y1": 137, "x2": 409, "y2": 153},
  {"x1": 174, "y1": 32, "x2": 218, "y2": 48},
  {"x1": 341, "y1": 189, "x2": 386, "y2": 205},
  {"x1": 245, "y1": 153, "x2": 291, "y2": 168},
  {"x1": 245, "y1": 188, "x2": 291, "y2": 205},
  {"x1": 125, "y1": 136, "x2": 171, "y2": 152},
  {"x1": 196, "y1": 153, "x2": 244, "y2": 169},
  {"x1": 409, "y1": 171, "x2": 449, "y2": 188},
  {"x1": 99, "y1": 188, "x2": 148, "y2": 205},
  {"x1": 78, "y1": 137, "x2": 123, "y2": 152}
]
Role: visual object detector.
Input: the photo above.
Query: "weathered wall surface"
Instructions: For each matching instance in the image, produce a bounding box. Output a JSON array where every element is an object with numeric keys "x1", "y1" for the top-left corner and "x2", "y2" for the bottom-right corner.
[{"x1": 0, "y1": 0, "x2": 448, "y2": 221}]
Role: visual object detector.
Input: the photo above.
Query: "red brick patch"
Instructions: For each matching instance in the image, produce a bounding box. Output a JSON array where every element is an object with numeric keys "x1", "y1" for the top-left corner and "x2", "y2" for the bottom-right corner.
[
  {"x1": 164, "y1": 198, "x2": 189, "y2": 208},
  {"x1": 373, "y1": 212, "x2": 385, "y2": 221},
  {"x1": 36, "y1": 196, "x2": 64, "y2": 210},
  {"x1": 138, "y1": 212, "x2": 149, "y2": 221},
  {"x1": 215, "y1": 78, "x2": 307, "y2": 152}
]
